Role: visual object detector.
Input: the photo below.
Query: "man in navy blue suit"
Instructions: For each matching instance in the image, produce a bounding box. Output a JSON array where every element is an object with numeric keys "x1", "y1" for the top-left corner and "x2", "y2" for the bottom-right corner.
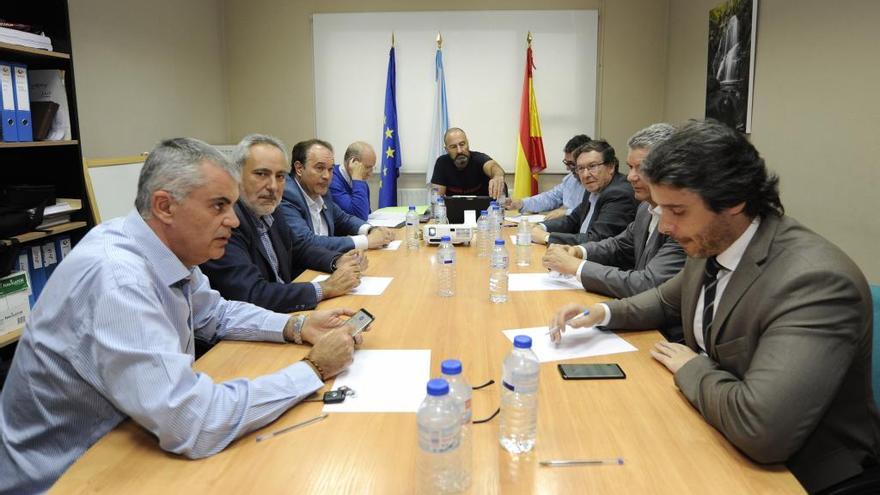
[
  {"x1": 329, "y1": 141, "x2": 375, "y2": 221},
  {"x1": 280, "y1": 139, "x2": 395, "y2": 252},
  {"x1": 201, "y1": 134, "x2": 364, "y2": 313}
]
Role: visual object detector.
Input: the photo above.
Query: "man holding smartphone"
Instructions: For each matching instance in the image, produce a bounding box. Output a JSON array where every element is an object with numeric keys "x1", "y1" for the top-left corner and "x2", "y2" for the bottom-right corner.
[{"x1": 549, "y1": 120, "x2": 879, "y2": 494}]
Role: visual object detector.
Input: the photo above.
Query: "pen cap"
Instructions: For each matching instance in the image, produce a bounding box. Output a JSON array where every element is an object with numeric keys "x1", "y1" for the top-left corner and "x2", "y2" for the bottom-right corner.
[
  {"x1": 426, "y1": 378, "x2": 450, "y2": 396},
  {"x1": 441, "y1": 359, "x2": 462, "y2": 375},
  {"x1": 513, "y1": 335, "x2": 532, "y2": 349}
]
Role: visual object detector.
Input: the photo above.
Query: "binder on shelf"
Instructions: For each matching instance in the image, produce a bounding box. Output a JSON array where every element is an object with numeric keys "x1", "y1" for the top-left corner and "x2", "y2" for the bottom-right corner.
[
  {"x1": 12, "y1": 64, "x2": 32, "y2": 142},
  {"x1": 27, "y1": 69, "x2": 69, "y2": 140},
  {"x1": 27, "y1": 245, "x2": 46, "y2": 303},
  {"x1": 16, "y1": 252, "x2": 34, "y2": 308},
  {"x1": 41, "y1": 241, "x2": 58, "y2": 279},
  {"x1": 56, "y1": 235, "x2": 72, "y2": 261},
  {"x1": 0, "y1": 62, "x2": 17, "y2": 142}
]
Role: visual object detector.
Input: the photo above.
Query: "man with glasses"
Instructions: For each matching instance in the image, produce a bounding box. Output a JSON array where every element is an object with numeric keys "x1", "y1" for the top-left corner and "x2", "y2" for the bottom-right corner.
[
  {"x1": 531, "y1": 139, "x2": 637, "y2": 245},
  {"x1": 280, "y1": 139, "x2": 395, "y2": 253},
  {"x1": 430, "y1": 127, "x2": 507, "y2": 199},
  {"x1": 505, "y1": 134, "x2": 590, "y2": 221}
]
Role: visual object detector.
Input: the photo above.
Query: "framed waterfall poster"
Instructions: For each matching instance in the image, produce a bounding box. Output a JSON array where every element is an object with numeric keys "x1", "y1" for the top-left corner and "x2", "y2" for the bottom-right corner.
[{"x1": 705, "y1": 0, "x2": 757, "y2": 133}]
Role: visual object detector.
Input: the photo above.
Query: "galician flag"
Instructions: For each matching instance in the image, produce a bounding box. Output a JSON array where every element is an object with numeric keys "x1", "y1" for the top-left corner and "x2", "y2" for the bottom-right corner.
[
  {"x1": 426, "y1": 37, "x2": 449, "y2": 186},
  {"x1": 378, "y1": 43, "x2": 402, "y2": 208},
  {"x1": 512, "y1": 36, "x2": 547, "y2": 198}
]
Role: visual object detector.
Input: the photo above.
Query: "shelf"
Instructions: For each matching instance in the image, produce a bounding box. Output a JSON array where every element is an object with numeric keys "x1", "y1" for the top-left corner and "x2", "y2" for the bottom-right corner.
[
  {"x1": 0, "y1": 41, "x2": 69, "y2": 60},
  {"x1": 0, "y1": 139, "x2": 78, "y2": 149},
  {"x1": 1, "y1": 220, "x2": 87, "y2": 246},
  {"x1": 0, "y1": 325, "x2": 23, "y2": 348}
]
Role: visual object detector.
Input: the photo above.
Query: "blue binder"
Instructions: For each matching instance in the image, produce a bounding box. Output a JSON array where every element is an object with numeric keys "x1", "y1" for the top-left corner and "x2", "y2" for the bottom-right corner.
[
  {"x1": 27, "y1": 245, "x2": 46, "y2": 303},
  {"x1": 12, "y1": 64, "x2": 32, "y2": 142},
  {"x1": 0, "y1": 62, "x2": 17, "y2": 142},
  {"x1": 42, "y1": 241, "x2": 59, "y2": 280}
]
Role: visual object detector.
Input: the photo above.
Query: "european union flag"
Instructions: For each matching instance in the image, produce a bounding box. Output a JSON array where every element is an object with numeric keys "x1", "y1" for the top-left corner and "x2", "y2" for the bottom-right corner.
[{"x1": 378, "y1": 46, "x2": 401, "y2": 208}]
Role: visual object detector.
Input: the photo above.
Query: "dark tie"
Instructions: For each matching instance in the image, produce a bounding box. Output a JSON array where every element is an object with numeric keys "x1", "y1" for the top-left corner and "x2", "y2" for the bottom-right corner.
[
  {"x1": 701, "y1": 256, "x2": 723, "y2": 349},
  {"x1": 258, "y1": 219, "x2": 282, "y2": 282}
]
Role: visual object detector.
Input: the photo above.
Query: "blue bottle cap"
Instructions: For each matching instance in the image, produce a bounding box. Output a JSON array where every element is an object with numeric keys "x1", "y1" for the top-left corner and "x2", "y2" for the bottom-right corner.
[
  {"x1": 437, "y1": 198, "x2": 444, "y2": 205},
  {"x1": 495, "y1": 239, "x2": 505, "y2": 246},
  {"x1": 480, "y1": 210, "x2": 488, "y2": 215},
  {"x1": 427, "y1": 378, "x2": 449, "y2": 396},
  {"x1": 441, "y1": 235, "x2": 451, "y2": 242},
  {"x1": 441, "y1": 359, "x2": 462, "y2": 375},
  {"x1": 408, "y1": 205, "x2": 416, "y2": 210},
  {"x1": 489, "y1": 201, "x2": 498, "y2": 206},
  {"x1": 513, "y1": 335, "x2": 532, "y2": 349}
]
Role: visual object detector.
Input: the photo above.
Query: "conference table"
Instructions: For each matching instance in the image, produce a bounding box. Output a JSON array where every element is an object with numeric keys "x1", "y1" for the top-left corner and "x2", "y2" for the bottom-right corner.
[{"x1": 51, "y1": 227, "x2": 803, "y2": 494}]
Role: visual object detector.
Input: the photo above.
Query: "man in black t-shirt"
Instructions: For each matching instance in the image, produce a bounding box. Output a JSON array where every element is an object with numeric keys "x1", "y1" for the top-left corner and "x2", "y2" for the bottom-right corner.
[{"x1": 430, "y1": 127, "x2": 506, "y2": 198}]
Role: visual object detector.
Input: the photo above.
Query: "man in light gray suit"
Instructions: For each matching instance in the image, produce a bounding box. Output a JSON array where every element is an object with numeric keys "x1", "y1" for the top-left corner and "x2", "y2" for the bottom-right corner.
[
  {"x1": 541, "y1": 123, "x2": 684, "y2": 300},
  {"x1": 549, "y1": 120, "x2": 880, "y2": 494}
]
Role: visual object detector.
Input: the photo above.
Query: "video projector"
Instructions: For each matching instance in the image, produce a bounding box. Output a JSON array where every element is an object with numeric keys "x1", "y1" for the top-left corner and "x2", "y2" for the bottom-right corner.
[{"x1": 422, "y1": 224, "x2": 474, "y2": 245}]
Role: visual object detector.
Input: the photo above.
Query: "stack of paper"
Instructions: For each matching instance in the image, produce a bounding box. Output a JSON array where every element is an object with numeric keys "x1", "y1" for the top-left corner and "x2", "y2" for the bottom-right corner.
[
  {"x1": 0, "y1": 27, "x2": 52, "y2": 51},
  {"x1": 367, "y1": 210, "x2": 406, "y2": 228}
]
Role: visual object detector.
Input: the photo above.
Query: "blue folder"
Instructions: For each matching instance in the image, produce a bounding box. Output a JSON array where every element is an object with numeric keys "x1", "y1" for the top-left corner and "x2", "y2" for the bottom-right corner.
[
  {"x1": 0, "y1": 62, "x2": 18, "y2": 142},
  {"x1": 12, "y1": 64, "x2": 32, "y2": 142}
]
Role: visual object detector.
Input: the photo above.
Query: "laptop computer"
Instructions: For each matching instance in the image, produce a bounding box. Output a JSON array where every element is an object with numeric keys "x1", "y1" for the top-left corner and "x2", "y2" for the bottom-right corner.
[{"x1": 443, "y1": 195, "x2": 493, "y2": 224}]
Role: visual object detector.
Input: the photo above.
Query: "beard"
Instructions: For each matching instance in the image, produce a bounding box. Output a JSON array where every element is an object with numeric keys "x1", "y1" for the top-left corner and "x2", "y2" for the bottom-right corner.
[{"x1": 453, "y1": 154, "x2": 469, "y2": 169}]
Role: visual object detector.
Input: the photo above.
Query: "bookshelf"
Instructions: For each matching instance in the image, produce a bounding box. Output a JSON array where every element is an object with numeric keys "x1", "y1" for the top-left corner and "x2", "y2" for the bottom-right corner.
[{"x1": 0, "y1": 1, "x2": 92, "y2": 347}]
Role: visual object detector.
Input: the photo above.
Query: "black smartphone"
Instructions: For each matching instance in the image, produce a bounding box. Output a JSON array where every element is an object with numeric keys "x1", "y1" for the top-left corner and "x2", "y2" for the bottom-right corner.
[
  {"x1": 558, "y1": 363, "x2": 625, "y2": 380},
  {"x1": 346, "y1": 308, "x2": 374, "y2": 337}
]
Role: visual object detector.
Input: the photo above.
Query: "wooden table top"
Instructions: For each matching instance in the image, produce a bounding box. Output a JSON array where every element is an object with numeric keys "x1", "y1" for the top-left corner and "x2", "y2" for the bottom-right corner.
[{"x1": 50, "y1": 228, "x2": 803, "y2": 494}]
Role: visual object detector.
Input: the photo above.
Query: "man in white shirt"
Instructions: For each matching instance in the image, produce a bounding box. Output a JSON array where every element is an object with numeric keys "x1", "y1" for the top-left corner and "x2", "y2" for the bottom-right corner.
[{"x1": 548, "y1": 120, "x2": 879, "y2": 494}]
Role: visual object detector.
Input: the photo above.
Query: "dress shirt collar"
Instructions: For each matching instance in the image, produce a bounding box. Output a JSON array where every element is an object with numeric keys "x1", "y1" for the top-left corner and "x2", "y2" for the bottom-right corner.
[
  {"x1": 646, "y1": 203, "x2": 661, "y2": 219},
  {"x1": 338, "y1": 163, "x2": 352, "y2": 187},
  {"x1": 123, "y1": 210, "x2": 192, "y2": 287},
  {"x1": 295, "y1": 177, "x2": 325, "y2": 213},
  {"x1": 715, "y1": 217, "x2": 761, "y2": 272}
]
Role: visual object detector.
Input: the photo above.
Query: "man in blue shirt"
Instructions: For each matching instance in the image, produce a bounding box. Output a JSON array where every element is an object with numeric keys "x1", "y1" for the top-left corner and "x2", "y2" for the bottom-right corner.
[
  {"x1": 329, "y1": 141, "x2": 376, "y2": 221},
  {"x1": 0, "y1": 138, "x2": 365, "y2": 493},
  {"x1": 506, "y1": 134, "x2": 590, "y2": 220}
]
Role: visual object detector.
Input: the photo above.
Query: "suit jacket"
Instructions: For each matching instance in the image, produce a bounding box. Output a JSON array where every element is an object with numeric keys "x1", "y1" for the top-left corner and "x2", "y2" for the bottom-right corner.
[
  {"x1": 543, "y1": 172, "x2": 637, "y2": 245},
  {"x1": 580, "y1": 202, "x2": 686, "y2": 298},
  {"x1": 200, "y1": 202, "x2": 337, "y2": 313},
  {"x1": 280, "y1": 177, "x2": 367, "y2": 252},
  {"x1": 329, "y1": 165, "x2": 371, "y2": 221},
  {"x1": 605, "y1": 214, "x2": 880, "y2": 493}
]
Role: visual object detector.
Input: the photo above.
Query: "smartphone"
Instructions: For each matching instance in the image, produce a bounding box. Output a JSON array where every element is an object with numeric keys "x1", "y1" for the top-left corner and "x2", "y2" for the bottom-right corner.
[
  {"x1": 346, "y1": 308, "x2": 374, "y2": 337},
  {"x1": 558, "y1": 363, "x2": 625, "y2": 380}
]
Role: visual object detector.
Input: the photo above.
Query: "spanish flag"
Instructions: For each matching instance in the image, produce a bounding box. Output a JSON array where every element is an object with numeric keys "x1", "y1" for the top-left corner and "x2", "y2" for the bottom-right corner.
[{"x1": 512, "y1": 36, "x2": 547, "y2": 198}]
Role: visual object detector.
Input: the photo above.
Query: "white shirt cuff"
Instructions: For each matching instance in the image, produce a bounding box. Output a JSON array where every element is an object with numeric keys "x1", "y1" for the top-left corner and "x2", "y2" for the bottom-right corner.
[
  {"x1": 598, "y1": 303, "x2": 612, "y2": 327},
  {"x1": 576, "y1": 260, "x2": 588, "y2": 280},
  {"x1": 351, "y1": 235, "x2": 369, "y2": 250},
  {"x1": 577, "y1": 245, "x2": 587, "y2": 258}
]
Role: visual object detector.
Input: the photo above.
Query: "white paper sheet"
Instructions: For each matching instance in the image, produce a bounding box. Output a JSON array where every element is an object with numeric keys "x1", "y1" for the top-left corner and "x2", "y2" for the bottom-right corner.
[
  {"x1": 506, "y1": 214, "x2": 546, "y2": 224},
  {"x1": 508, "y1": 272, "x2": 582, "y2": 291},
  {"x1": 311, "y1": 275, "x2": 394, "y2": 295},
  {"x1": 502, "y1": 326, "x2": 637, "y2": 363},
  {"x1": 381, "y1": 240, "x2": 402, "y2": 251},
  {"x1": 367, "y1": 211, "x2": 406, "y2": 227},
  {"x1": 323, "y1": 349, "x2": 431, "y2": 412}
]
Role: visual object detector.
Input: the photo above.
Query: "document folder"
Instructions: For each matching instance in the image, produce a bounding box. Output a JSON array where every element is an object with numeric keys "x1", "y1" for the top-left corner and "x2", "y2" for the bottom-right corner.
[
  {"x1": 12, "y1": 64, "x2": 32, "y2": 142},
  {"x1": 0, "y1": 62, "x2": 17, "y2": 142}
]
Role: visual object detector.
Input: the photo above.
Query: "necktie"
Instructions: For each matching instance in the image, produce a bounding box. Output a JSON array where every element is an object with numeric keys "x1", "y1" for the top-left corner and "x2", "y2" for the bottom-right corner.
[
  {"x1": 258, "y1": 219, "x2": 282, "y2": 282},
  {"x1": 701, "y1": 256, "x2": 723, "y2": 349}
]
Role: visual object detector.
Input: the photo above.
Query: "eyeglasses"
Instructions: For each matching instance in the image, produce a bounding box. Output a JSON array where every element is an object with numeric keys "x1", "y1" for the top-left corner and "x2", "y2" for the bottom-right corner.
[
  {"x1": 575, "y1": 162, "x2": 608, "y2": 174},
  {"x1": 561, "y1": 159, "x2": 576, "y2": 169}
]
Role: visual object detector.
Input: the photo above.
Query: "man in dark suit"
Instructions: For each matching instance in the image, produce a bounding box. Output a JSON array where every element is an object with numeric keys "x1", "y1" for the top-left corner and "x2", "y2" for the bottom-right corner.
[
  {"x1": 202, "y1": 134, "x2": 363, "y2": 313},
  {"x1": 531, "y1": 139, "x2": 638, "y2": 245},
  {"x1": 279, "y1": 139, "x2": 395, "y2": 253},
  {"x1": 541, "y1": 124, "x2": 685, "y2": 299},
  {"x1": 550, "y1": 120, "x2": 880, "y2": 494}
]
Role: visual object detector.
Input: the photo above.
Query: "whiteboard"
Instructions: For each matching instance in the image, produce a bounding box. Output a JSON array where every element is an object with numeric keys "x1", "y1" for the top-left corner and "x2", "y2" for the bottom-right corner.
[{"x1": 313, "y1": 10, "x2": 598, "y2": 174}]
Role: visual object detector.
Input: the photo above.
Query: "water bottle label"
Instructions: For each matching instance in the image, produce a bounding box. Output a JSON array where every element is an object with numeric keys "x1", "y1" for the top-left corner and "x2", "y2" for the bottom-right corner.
[
  {"x1": 419, "y1": 425, "x2": 461, "y2": 453},
  {"x1": 502, "y1": 378, "x2": 537, "y2": 393},
  {"x1": 442, "y1": 259, "x2": 454, "y2": 265}
]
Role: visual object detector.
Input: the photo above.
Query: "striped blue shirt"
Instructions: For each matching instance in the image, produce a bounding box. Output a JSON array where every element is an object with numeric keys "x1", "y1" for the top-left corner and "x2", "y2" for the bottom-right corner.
[
  {"x1": 520, "y1": 173, "x2": 586, "y2": 214},
  {"x1": 0, "y1": 211, "x2": 323, "y2": 493}
]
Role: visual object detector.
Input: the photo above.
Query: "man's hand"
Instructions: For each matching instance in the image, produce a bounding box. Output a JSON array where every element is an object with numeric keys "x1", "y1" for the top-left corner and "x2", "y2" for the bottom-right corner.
[
  {"x1": 337, "y1": 249, "x2": 368, "y2": 272},
  {"x1": 507, "y1": 198, "x2": 523, "y2": 211},
  {"x1": 650, "y1": 341, "x2": 698, "y2": 374},
  {"x1": 562, "y1": 245, "x2": 583, "y2": 258},
  {"x1": 542, "y1": 244, "x2": 582, "y2": 275},
  {"x1": 488, "y1": 176, "x2": 506, "y2": 199},
  {"x1": 348, "y1": 159, "x2": 370, "y2": 181},
  {"x1": 299, "y1": 308, "x2": 361, "y2": 345},
  {"x1": 367, "y1": 227, "x2": 395, "y2": 249},
  {"x1": 543, "y1": 208, "x2": 567, "y2": 221},
  {"x1": 548, "y1": 303, "x2": 604, "y2": 344},
  {"x1": 306, "y1": 327, "x2": 357, "y2": 380},
  {"x1": 320, "y1": 262, "x2": 361, "y2": 298},
  {"x1": 531, "y1": 225, "x2": 549, "y2": 245}
]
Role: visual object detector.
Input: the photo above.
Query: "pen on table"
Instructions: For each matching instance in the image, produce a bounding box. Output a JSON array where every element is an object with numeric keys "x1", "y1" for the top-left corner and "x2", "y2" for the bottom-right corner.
[
  {"x1": 546, "y1": 309, "x2": 591, "y2": 336},
  {"x1": 256, "y1": 413, "x2": 329, "y2": 442},
  {"x1": 540, "y1": 457, "x2": 624, "y2": 467}
]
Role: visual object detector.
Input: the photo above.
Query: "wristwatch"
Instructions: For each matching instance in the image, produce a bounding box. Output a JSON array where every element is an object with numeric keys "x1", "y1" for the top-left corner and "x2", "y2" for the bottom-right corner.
[{"x1": 292, "y1": 314, "x2": 306, "y2": 345}]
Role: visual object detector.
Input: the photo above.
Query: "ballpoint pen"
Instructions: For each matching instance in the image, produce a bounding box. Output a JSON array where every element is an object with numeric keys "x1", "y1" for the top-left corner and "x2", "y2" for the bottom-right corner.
[
  {"x1": 546, "y1": 309, "x2": 590, "y2": 336},
  {"x1": 256, "y1": 413, "x2": 329, "y2": 442},
  {"x1": 540, "y1": 457, "x2": 624, "y2": 467}
]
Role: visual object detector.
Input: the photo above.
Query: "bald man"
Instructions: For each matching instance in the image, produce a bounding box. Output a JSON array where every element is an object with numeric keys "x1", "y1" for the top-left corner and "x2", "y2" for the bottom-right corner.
[{"x1": 329, "y1": 141, "x2": 376, "y2": 221}]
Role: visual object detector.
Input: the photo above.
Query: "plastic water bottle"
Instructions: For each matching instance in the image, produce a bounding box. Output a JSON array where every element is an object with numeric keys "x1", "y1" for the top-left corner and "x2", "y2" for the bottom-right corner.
[
  {"x1": 437, "y1": 235, "x2": 455, "y2": 297},
  {"x1": 488, "y1": 202, "x2": 501, "y2": 240},
  {"x1": 476, "y1": 210, "x2": 490, "y2": 258},
  {"x1": 417, "y1": 378, "x2": 465, "y2": 494},
  {"x1": 428, "y1": 186, "x2": 440, "y2": 218},
  {"x1": 435, "y1": 197, "x2": 448, "y2": 225},
  {"x1": 499, "y1": 335, "x2": 540, "y2": 454},
  {"x1": 441, "y1": 360, "x2": 472, "y2": 490},
  {"x1": 516, "y1": 218, "x2": 531, "y2": 267},
  {"x1": 406, "y1": 205, "x2": 420, "y2": 250},
  {"x1": 489, "y1": 239, "x2": 508, "y2": 303}
]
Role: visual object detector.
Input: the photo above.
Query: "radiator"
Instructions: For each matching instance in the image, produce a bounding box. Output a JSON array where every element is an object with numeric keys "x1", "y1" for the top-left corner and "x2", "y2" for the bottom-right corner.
[{"x1": 397, "y1": 188, "x2": 428, "y2": 206}]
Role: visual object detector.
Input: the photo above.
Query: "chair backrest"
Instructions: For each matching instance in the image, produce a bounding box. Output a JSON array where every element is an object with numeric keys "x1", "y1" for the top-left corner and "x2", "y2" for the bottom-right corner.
[{"x1": 872, "y1": 285, "x2": 880, "y2": 408}]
